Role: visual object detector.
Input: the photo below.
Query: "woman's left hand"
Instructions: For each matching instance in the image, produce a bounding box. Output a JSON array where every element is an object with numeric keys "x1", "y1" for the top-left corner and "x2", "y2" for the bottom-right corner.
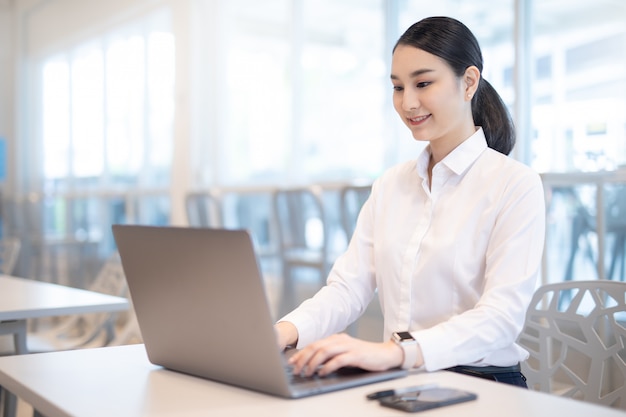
[{"x1": 288, "y1": 333, "x2": 403, "y2": 377}]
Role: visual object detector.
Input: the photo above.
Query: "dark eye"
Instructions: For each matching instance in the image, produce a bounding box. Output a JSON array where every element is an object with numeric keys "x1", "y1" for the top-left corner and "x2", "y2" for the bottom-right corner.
[
  {"x1": 393, "y1": 85, "x2": 404, "y2": 92},
  {"x1": 416, "y1": 81, "x2": 431, "y2": 88}
]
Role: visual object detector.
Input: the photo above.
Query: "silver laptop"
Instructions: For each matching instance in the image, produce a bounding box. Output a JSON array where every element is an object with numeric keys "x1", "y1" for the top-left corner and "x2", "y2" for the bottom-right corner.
[{"x1": 112, "y1": 225, "x2": 407, "y2": 398}]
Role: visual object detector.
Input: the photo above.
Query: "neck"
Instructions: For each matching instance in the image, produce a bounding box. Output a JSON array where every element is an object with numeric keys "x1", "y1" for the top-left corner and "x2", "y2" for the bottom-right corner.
[{"x1": 430, "y1": 125, "x2": 477, "y2": 165}]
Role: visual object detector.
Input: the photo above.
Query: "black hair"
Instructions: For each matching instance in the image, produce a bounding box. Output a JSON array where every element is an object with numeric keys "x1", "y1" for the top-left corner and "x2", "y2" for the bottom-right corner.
[{"x1": 393, "y1": 16, "x2": 515, "y2": 155}]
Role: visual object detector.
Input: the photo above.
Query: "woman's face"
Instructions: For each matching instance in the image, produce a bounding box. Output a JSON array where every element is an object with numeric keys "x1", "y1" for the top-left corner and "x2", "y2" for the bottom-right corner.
[{"x1": 391, "y1": 45, "x2": 476, "y2": 154}]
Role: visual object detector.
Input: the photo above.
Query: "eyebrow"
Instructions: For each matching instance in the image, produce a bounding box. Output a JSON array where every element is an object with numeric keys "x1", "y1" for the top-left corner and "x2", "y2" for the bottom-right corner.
[{"x1": 390, "y1": 68, "x2": 435, "y2": 80}]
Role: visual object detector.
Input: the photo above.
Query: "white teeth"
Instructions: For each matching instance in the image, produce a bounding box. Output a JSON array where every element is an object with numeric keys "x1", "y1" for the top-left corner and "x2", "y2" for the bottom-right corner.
[{"x1": 409, "y1": 115, "x2": 428, "y2": 122}]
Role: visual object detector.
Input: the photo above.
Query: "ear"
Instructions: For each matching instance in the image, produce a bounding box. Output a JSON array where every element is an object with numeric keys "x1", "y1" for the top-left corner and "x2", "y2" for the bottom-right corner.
[{"x1": 463, "y1": 66, "x2": 480, "y2": 101}]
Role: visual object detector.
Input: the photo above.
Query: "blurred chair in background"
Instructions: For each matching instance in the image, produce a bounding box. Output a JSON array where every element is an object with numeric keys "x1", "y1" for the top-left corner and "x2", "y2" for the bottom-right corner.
[
  {"x1": 0, "y1": 204, "x2": 23, "y2": 417},
  {"x1": 0, "y1": 318, "x2": 26, "y2": 417},
  {"x1": 273, "y1": 186, "x2": 334, "y2": 316},
  {"x1": 218, "y1": 188, "x2": 279, "y2": 266},
  {"x1": 0, "y1": 236, "x2": 25, "y2": 355},
  {"x1": 561, "y1": 185, "x2": 626, "y2": 283},
  {"x1": 26, "y1": 252, "x2": 129, "y2": 353},
  {"x1": 339, "y1": 184, "x2": 371, "y2": 241},
  {"x1": 518, "y1": 280, "x2": 626, "y2": 409},
  {"x1": 0, "y1": 237, "x2": 21, "y2": 276},
  {"x1": 185, "y1": 190, "x2": 223, "y2": 228},
  {"x1": 606, "y1": 186, "x2": 626, "y2": 281},
  {"x1": 562, "y1": 197, "x2": 596, "y2": 282},
  {"x1": 108, "y1": 303, "x2": 142, "y2": 346},
  {"x1": 186, "y1": 187, "x2": 282, "y2": 316},
  {"x1": 3, "y1": 193, "x2": 100, "y2": 287}
]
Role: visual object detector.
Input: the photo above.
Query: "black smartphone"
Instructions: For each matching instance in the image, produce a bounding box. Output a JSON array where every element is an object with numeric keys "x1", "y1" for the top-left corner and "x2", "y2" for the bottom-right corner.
[{"x1": 378, "y1": 387, "x2": 477, "y2": 413}]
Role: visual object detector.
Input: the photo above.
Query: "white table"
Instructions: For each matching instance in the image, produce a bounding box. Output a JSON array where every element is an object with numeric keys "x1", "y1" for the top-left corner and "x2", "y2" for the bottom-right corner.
[
  {"x1": 0, "y1": 275, "x2": 130, "y2": 356},
  {"x1": 0, "y1": 275, "x2": 129, "y2": 324},
  {"x1": 0, "y1": 344, "x2": 623, "y2": 417},
  {"x1": 0, "y1": 275, "x2": 129, "y2": 417}
]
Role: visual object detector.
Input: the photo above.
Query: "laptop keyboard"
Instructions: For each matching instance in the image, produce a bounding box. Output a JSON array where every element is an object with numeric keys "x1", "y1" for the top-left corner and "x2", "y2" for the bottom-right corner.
[{"x1": 286, "y1": 364, "x2": 369, "y2": 385}]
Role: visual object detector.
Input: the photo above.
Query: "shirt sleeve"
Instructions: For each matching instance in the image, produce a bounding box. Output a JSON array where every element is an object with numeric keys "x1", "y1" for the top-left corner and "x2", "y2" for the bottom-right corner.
[{"x1": 278, "y1": 189, "x2": 379, "y2": 348}]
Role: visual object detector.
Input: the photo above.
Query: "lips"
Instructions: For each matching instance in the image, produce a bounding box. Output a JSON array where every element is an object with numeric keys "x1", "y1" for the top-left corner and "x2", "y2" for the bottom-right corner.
[{"x1": 407, "y1": 114, "x2": 430, "y2": 125}]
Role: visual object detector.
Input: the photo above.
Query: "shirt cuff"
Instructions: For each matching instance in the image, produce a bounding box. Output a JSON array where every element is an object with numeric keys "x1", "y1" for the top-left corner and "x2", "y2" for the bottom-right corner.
[
  {"x1": 414, "y1": 327, "x2": 456, "y2": 371},
  {"x1": 278, "y1": 310, "x2": 318, "y2": 348}
]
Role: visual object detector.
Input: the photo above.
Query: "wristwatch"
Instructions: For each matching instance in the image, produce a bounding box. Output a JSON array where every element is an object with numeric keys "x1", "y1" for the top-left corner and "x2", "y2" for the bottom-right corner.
[{"x1": 392, "y1": 331, "x2": 418, "y2": 369}]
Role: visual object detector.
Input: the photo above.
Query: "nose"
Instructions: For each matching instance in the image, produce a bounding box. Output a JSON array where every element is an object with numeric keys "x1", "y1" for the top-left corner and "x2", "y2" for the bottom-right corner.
[{"x1": 402, "y1": 90, "x2": 419, "y2": 111}]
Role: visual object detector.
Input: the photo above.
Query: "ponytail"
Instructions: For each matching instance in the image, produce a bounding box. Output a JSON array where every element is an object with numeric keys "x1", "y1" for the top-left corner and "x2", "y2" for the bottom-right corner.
[{"x1": 472, "y1": 78, "x2": 515, "y2": 155}]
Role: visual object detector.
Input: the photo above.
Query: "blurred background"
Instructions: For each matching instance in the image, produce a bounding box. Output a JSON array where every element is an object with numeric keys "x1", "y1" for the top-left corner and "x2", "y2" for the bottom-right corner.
[{"x1": 0, "y1": 0, "x2": 625, "y2": 301}]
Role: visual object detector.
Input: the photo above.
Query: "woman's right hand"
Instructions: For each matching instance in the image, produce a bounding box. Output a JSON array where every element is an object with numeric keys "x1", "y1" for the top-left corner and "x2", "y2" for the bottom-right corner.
[{"x1": 274, "y1": 321, "x2": 299, "y2": 350}]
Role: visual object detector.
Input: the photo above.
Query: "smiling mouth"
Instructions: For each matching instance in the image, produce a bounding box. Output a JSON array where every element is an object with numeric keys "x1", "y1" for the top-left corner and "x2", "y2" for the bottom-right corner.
[{"x1": 407, "y1": 114, "x2": 430, "y2": 124}]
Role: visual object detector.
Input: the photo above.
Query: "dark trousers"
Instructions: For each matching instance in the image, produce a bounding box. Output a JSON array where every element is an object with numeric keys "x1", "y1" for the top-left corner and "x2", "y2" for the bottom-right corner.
[{"x1": 445, "y1": 364, "x2": 528, "y2": 388}]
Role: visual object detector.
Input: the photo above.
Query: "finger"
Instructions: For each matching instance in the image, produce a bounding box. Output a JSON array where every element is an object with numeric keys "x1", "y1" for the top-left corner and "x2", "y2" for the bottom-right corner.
[
  {"x1": 288, "y1": 334, "x2": 353, "y2": 376},
  {"x1": 291, "y1": 341, "x2": 340, "y2": 376},
  {"x1": 302, "y1": 341, "x2": 351, "y2": 377},
  {"x1": 288, "y1": 345, "x2": 317, "y2": 375},
  {"x1": 317, "y1": 353, "x2": 351, "y2": 376}
]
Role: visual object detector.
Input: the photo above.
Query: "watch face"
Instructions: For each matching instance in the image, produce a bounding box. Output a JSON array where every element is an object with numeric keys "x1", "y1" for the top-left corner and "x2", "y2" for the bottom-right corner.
[{"x1": 396, "y1": 331, "x2": 415, "y2": 341}]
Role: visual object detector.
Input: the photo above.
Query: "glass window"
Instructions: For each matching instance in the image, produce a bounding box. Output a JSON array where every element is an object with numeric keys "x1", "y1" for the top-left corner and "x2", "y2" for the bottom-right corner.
[
  {"x1": 72, "y1": 43, "x2": 105, "y2": 179},
  {"x1": 533, "y1": 1, "x2": 626, "y2": 285},
  {"x1": 299, "y1": 0, "x2": 386, "y2": 181},
  {"x1": 26, "y1": 0, "x2": 626, "y2": 286},
  {"x1": 105, "y1": 34, "x2": 145, "y2": 179},
  {"x1": 32, "y1": 8, "x2": 174, "y2": 282},
  {"x1": 211, "y1": 0, "x2": 291, "y2": 185},
  {"x1": 40, "y1": 8, "x2": 174, "y2": 190},
  {"x1": 193, "y1": 0, "x2": 386, "y2": 186},
  {"x1": 42, "y1": 59, "x2": 71, "y2": 179},
  {"x1": 530, "y1": 0, "x2": 626, "y2": 173}
]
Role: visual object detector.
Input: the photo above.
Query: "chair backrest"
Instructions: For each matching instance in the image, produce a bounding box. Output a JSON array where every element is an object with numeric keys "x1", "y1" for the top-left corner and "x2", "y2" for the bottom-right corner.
[
  {"x1": 89, "y1": 251, "x2": 128, "y2": 297},
  {"x1": 339, "y1": 184, "x2": 371, "y2": 240},
  {"x1": 0, "y1": 237, "x2": 21, "y2": 275},
  {"x1": 220, "y1": 189, "x2": 278, "y2": 257},
  {"x1": 273, "y1": 186, "x2": 327, "y2": 255},
  {"x1": 185, "y1": 191, "x2": 223, "y2": 228},
  {"x1": 518, "y1": 280, "x2": 626, "y2": 409}
]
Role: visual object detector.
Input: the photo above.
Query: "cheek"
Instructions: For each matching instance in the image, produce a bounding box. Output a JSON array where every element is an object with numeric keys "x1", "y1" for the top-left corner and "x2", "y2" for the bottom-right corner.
[
  {"x1": 430, "y1": 86, "x2": 462, "y2": 117},
  {"x1": 392, "y1": 94, "x2": 403, "y2": 115}
]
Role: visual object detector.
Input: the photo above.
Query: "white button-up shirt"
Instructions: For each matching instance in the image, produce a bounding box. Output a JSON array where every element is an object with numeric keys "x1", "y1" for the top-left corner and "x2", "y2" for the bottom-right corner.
[{"x1": 281, "y1": 128, "x2": 546, "y2": 371}]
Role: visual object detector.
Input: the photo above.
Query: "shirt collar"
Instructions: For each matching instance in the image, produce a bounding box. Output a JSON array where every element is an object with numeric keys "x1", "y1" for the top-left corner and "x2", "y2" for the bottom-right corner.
[{"x1": 416, "y1": 127, "x2": 488, "y2": 177}]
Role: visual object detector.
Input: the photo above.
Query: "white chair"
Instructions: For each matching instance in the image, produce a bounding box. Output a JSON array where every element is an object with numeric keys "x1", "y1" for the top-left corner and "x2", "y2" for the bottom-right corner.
[
  {"x1": 107, "y1": 304, "x2": 142, "y2": 346},
  {"x1": 26, "y1": 252, "x2": 128, "y2": 353},
  {"x1": 518, "y1": 280, "x2": 626, "y2": 409}
]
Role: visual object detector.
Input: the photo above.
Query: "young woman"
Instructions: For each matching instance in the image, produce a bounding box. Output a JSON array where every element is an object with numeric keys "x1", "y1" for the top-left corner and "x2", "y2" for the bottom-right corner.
[{"x1": 274, "y1": 16, "x2": 545, "y2": 387}]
